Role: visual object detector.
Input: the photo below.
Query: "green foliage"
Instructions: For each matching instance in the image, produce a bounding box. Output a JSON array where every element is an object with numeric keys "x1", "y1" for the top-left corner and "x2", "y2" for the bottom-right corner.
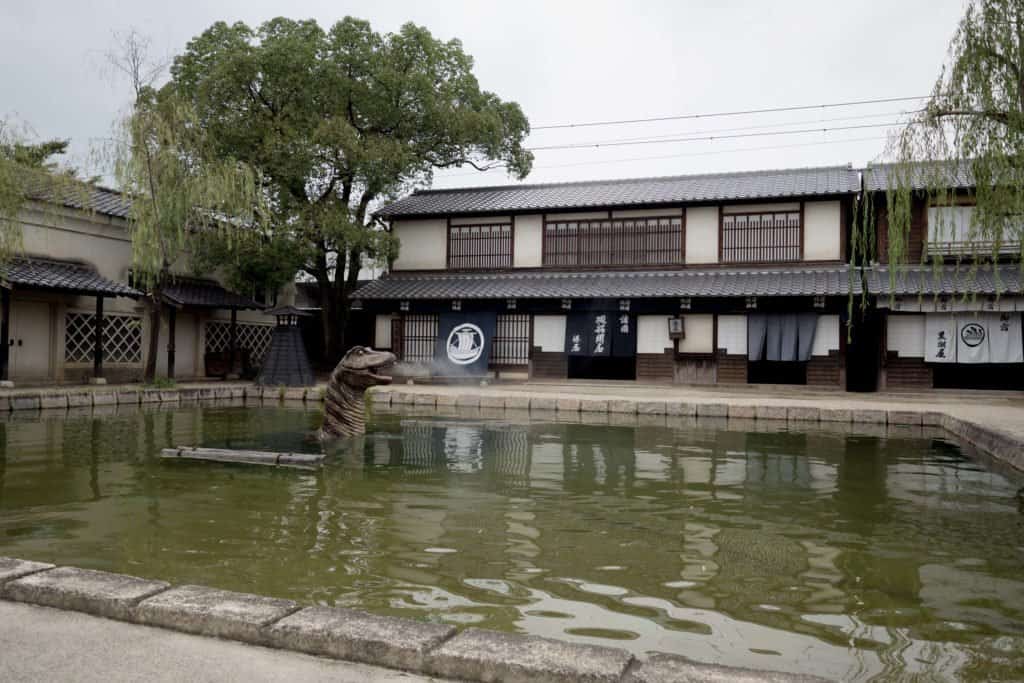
[
  {"x1": 861, "y1": 0, "x2": 1024, "y2": 295},
  {"x1": 146, "y1": 376, "x2": 177, "y2": 389},
  {"x1": 168, "y1": 17, "x2": 533, "y2": 358}
]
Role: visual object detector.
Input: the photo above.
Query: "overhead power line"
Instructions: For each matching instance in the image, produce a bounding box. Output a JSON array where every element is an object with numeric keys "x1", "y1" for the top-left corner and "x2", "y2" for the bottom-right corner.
[
  {"x1": 526, "y1": 121, "x2": 904, "y2": 151},
  {"x1": 531, "y1": 95, "x2": 929, "y2": 130}
]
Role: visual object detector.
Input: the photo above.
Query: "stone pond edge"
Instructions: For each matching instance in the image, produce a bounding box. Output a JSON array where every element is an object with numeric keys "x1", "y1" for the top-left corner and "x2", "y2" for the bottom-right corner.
[
  {"x1": 0, "y1": 558, "x2": 827, "y2": 683},
  {"x1": 0, "y1": 382, "x2": 1020, "y2": 472}
]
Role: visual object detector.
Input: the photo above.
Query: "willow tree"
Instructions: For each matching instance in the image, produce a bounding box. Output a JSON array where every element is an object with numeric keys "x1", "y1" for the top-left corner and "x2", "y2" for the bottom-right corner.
[
  {"x1": 864, "y1": 0, "x2": 1024, "y2": 284},
  {"x1": 109, "y1": 32, "x2": 265, "y2": 381},
  {"x1": 169, "y1": 17, "x2": 533, "y2": 362}
]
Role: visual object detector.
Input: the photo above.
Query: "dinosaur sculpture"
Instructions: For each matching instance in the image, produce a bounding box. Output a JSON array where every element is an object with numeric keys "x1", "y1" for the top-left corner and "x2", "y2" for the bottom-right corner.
[{"x1": 319, "y1": 346, "x2": 396, "y2": 440}]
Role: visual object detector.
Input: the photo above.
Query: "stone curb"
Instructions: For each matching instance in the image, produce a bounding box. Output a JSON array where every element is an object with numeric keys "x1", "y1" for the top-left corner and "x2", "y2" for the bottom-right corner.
[{"x1": 0, "y1": 557, "x2": 819, "y2": 683}]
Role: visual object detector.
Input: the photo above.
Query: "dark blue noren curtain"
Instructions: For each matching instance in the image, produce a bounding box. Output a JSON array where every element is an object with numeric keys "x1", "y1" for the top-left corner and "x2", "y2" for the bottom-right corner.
[
  {"x1": 765, "y1": 315, "x2": 783, "y2": 361},
  {"x1": 747, "y1": 314, "x2": 768, "y2": 361},
  {"x1": 780, "y1": 313, "x2": 799, "y2": 362},
  {"x1": 434, "y1": 313, "x2": 497, "y2": 375},
  {"x1": 565, "y1": 314, "x2": 590, "y2": 357},
  {"x1": 565, "y1": 313, "x2": 633, "y2": 357},
  {"x1": 611, "y1": 313, "x2": 636, "y2": 357},
  {"x1": 797, "y1": 313, "x2": 818, "y2": 362}
]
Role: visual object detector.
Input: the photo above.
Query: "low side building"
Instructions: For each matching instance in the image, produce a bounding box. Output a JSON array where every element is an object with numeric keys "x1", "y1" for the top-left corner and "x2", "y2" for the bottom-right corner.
[
  {"x1": 864, "y1": 163, "x2": 1024, "y2": 391},
  {"x1": 355, "y1": 165, "x2": 860, "y2": 387},
  {"x1": 3, "y1": 186, "x2": 283, "y2": 385}
]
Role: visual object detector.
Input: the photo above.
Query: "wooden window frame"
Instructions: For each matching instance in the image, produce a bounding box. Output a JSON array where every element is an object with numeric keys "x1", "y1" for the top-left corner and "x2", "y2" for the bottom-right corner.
[
  {"x1": 541, "y1": 213, "x2": 685, "y2": 268},
  {"x1": 446, "y1": 219, "x2": 515, "y2": 270},
  {"x1": 718, "y1": 204, "x2": 804, "y2": 265}
]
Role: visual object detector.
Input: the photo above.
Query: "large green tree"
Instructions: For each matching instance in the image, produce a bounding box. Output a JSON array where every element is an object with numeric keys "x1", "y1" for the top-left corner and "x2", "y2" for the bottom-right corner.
[
  {"x1": 867, "y1": 0, "x2": 1024, "y2": 274},
  {"x1": 169, "y1": 17, "x2": 533, "y2": 362}
]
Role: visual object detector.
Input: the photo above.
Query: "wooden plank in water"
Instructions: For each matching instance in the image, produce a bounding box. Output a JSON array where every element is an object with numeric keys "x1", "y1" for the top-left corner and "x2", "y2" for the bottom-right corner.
[{"x1": 160, "y1": 446, "x2": 325, "y2": 470}]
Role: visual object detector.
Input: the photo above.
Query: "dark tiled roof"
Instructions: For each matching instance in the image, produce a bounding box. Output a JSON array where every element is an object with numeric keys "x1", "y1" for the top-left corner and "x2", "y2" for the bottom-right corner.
[
  {"x1": 2, "y1": 258, "x2": 139, "y2": 297},
  {"x1": 377, "y1": 165, "x2": 859, "y2": 218},
  {"x1": 26, "y1": 179, "x2": 131, "y2": 219},
  {"x1": 351, "y1": 266, "x2": 854, "y2": 300},
  {"x1": 162, "y1": 278, "x2": 261, "y2": 309},
  {"x1": 867, "y1": 265, "x2": 1023, "y2": 296},
  {"x1": 863, "y1": 161, "x2": 975, "y2": 192}
]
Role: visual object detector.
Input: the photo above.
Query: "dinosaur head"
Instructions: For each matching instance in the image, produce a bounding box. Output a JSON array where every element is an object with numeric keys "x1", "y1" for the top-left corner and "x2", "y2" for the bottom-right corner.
[{"x1": 333, "y1": 346, "x2": 396, "y2": 390}]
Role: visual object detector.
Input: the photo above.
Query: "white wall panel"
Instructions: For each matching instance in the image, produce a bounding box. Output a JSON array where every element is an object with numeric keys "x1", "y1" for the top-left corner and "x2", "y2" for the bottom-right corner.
[
  {"x1": 375, "y1": 315, "x2": 393, "y2": 349},
  {"x1": 392, "y1": 219, "x2": 447, "y2": 270},
  {"x1": 533, "y1": 315, "x2": 566, "y2": 352},
  {"x1": 678, "y1": 314, "x2": 714, "y2": 354},
  {"x1": 804, "y1": 201, "x2": 842, "y2": 261},
  {"x1": 514, "y1": 214, "x2": 543, "y2": 267},
  {"x1": 811, "y1": 314, "x2": 841, "y2": 356},
  {"x1": 685, "y1": 206, "x2": 719, "y2": 264},
  {"x1": 637, "y1": 315, "x2": 673, "y2": 353},
  {"x1": 717, "y1": 315, "x2": 747, "y2": 355},
  {"x1": 886, "y1": 314, "x2": 925, "y2": 357}
]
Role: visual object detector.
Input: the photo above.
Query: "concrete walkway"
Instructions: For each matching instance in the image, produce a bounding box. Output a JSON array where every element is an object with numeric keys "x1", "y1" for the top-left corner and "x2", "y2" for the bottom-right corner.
[{"x1": 0, "y1": 601, "x2": 443, "y2": 683}]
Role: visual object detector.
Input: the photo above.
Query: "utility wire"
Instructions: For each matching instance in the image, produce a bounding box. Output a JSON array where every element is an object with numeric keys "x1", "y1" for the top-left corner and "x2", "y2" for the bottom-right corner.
[
  {"x1": 531, "y1": 95, "x2": 929, "y2": 130},
  {"x1": 437, "y1": 134, "x2": 889, "y2": 179},
  {"x1": 527, "y1": 121, "x2": 904, "y2": 151}
]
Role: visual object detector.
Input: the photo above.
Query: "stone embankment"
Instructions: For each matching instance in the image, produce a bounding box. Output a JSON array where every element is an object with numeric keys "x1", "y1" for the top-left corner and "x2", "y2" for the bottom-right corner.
[{"x1": 0, "y1": 557, "x2": 824, "y2": 683}]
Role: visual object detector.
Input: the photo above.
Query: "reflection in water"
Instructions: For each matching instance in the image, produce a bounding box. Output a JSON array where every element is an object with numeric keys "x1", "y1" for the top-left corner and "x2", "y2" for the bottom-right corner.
[{"x1": 0, "y1": 402, "x2": 1022, "y2": 680}]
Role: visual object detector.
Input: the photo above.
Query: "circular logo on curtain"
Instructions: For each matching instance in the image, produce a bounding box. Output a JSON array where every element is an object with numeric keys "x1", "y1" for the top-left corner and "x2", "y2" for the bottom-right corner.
[
  {"x1": 447, "y1": 323, "x2": 485, "y2": 365},
  {"x1": 960, "y1": 322, "x2": 986, "y2": 347}
]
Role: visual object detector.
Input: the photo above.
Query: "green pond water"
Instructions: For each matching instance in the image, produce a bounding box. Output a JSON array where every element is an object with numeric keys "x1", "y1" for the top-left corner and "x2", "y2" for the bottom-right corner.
[{"x1": 1, "y1": 403, "x2": 1022, "y2": 681}]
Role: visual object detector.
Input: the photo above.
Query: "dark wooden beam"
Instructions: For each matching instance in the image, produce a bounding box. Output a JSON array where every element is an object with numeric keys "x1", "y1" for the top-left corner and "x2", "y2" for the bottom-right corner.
[
  {"x1": 93, "y1": 295, "x2": 104, "y2": 380},
  {"x1": 167, "y1": 306, "x2": 176, "y2": 379},
  {"x1": 0, "y1": 288, "x2": 10, "y2": 382}
]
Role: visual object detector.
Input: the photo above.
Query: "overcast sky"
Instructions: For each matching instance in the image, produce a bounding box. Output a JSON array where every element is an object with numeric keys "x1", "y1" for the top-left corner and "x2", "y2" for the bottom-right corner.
[{"x1": 1, "y1": 0, "x2": 967, "y2": 190}]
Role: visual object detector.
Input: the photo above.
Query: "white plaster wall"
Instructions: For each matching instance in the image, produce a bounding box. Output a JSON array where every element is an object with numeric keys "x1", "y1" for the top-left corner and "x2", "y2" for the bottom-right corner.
[
  {"x1": 375, "y1": 314, "x2": 393, "y2": 349},
  {"x1": 449, "y1": 215, "x2": 511, "y2": 226},
  {"x1": 685, "y1": 206, "x2": 719, "y2": 264},
  {"x1": 9, "y1": 298, "x2": 54, "y2": 381},
  {"x1": 678, "y1": 314, "x2": 714, "y2": 354},
  {"x1": 533, "y1": 315, "x2": 566, "y2": 352},
  {"x1": 637, "y1": 315, "x2": 673, "y2": 353},
  {"x1": 391, "y1": 218, "x2": 447, "y2": 270},
  {"x1": 811, "y1": 314, "x2": 841, "y2": 356},
  {"x1": 611, "y1": 207, "x2": 682, "y2": 218},
  {"x1": 887, "y1": 314, "x2": 925, "y2": 357},
  {"x1": 544, "y1": 211, "x2": 609, "y2": 222},
  {"x1": 717, "y1": 315, "x2": 747, "y2": 355},
  {"x1": 722, "y1": 202, "x2": 800, "y2": 214},
  {"x1": 514, "y1": 214, "x2": 543, "y2": 268},
  {"x1": 804, "y1": 201, "x2": 842, "y2": 261}
]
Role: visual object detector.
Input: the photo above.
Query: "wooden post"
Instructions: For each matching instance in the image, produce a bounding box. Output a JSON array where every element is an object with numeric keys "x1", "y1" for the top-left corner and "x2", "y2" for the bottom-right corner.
[
  {"x1": 0, "y1": 288, "x2": 10, "y2": 382},
  {"x1": 167, "y1": 306, "x2": 176, "y2": 379},
  {"x1": 93, "y1": 296, "x2": 104, "y2": 380},
  {"x1": 229, "y1": 308, "x2": 238, "y2": 373}
]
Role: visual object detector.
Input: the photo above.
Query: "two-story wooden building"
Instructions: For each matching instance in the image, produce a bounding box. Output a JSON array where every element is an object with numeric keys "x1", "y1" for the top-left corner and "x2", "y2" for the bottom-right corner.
[
  {"x1": 864, "y1": 163, "x2": 1024, "y2": 391},
  {"x1": 354, "y1": 165, "x2": 860, "y2": 387}
]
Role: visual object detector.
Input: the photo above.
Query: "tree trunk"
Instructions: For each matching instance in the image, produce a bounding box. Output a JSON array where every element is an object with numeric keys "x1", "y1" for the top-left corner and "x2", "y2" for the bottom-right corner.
[{"x1": 144, "y1": 292, "x2": 161, "y2": 382}]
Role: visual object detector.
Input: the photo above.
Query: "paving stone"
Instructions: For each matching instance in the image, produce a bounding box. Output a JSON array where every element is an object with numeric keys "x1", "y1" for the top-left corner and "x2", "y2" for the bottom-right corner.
[
  {"x1": 159, "y1": 391, "x2": 181, "y2": 404},
  {"x1": 530, "y1": 397, "x2": 557, "y2": 411},
  {"x1": 1, "y1": 566, "x2": 169, "y2": 621},
  {"x1": 282, "y1": 387, "x2": 307, "y2": 402},
  {"x1": 368, "y1": 390, "x2": 392, "y2": 406},
  {"x1": 435, "y1": 394, "x2": 458, "y2": 407},
  {"x1": 177, "y1": 388, "x2": 199, "y2": 402},
  {"x1": 135, "y1": 584, "x2": 298, "y2": 644},
  {"x1": 636, "y1": 401, "x2": 667, "y2": 415},
  {"x1": 852, "y1": 409, "x2": 886, "y2": 424},
  {"x1": 197, "y1": 387, "x2": 219, "y2": 401},
  {"x1": 0, "y1": 557, "x2": 54, "y2": 584},
  {"x1": 922, "y1": 411, "x2": 945, "y2": 427},
  {"x1": 0, "y1": 394, "x2": 9, "y2": 412},
  {"x1": 65, "y1": 391, "x2": 92, "y2": 408},
  {"x1": 818, "y1": 408, "x2": 852, "y2": 422},
  {"x1": 428, "y1": 627, "x2": 632, "y2": 683},
  {"x1": 787, "y1": 407, "x2": 820, "y2": 422},
  {"x1": 579, "y1": 399, "x2": 609, "y2": 413},
  {"x1": 556, "y1": 398, "x2": 580, "y2": 412},
  {"x1": 92, "y1": 391, "x2": 117, "y2": 406},
  {"x1": 480, "y1": 395, "x2": 505, "y2": 409},
  {"x1": 888, "y1": 410, "x2": 923, "y2": 426},
  {"x1": 10, "y1": 395, "x2": 40, "y2": 411},
  {"x1": 504, "y1": 395, "x2": 530, "y2": 410},
  {"x1": 728, "y1": 404, "x2": 756, "y2": 419},
  {"x1": 696, "y1": 403, "x2": 728, "y2": 418},
  {"x1": 267, "y1": 606, "x2": 454, "y2": 672},
  {"x1": 454, "y1": 394, "x2": 481, "y2": 408},
  {"x1": 608, "y1": 400, "x2": 637, "y2": 414},
  {"x1": 755, "y1": 405, "x2": 787, "y2": 421},
  {"x1": 140, "y1": 390, "x2": 162, "y2": 403},
  {"x1": 39, "y1": 392, "x2": 68, "y2": 410},
  {"x1": 413, "y1": 394, "x2": 437, "y2": 407},
  {"x1": 666, "y1": 401, "x2": 696, "y2": 417},
  {"x1": 624, "y1": 652, "x2": 827, "y2": 683}
]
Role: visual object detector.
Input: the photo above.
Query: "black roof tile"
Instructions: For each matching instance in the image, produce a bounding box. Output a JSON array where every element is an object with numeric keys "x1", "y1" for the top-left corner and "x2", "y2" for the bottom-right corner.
[
  {"x1": 2, "y1": 258, "x2": 139, "y2": 297},
  {"x1": 162, "y1": 278, "x2": 261, "y2": 309},
  {"x1": 867, "y1": 265, "x2": 1022, "y2": 296},
  {"x1": 377, "y1": 165, "x2": 859, "y2": 218}
]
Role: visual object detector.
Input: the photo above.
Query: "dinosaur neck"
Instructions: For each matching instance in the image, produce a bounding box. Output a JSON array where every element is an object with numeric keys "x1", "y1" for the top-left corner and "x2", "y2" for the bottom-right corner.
[{"x1": 322, "y1": 378, "x2": 367, "y2": 438}]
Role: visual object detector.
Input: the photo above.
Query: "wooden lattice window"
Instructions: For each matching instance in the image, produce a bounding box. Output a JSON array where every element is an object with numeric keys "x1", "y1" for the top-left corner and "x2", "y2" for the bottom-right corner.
[
  {"x1": 65, "y1": 311, "x2": 143, "y2": 364},
  {"x1": 447, "y1": 223, "x2": 513, "y2": 270},
  {"x1": 721, "y1": 211, "x2": 802, "y2": 263},
  {"x1": 543, "y1": 216, "x2": 683, "y2": 267},
  {"x1": 204, "y1": 321, "x2": 274, "y2": 366},
  {"x1": 401, "y1": 314, "x2": 438, "y2": 364},
  {"x1": 491, "y1": 314, "x2": 530, "y2": 366}
]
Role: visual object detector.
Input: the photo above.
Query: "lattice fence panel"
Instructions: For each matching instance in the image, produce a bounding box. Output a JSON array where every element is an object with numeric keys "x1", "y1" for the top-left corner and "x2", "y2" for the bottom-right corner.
[
  {"x1": 204, "y1": 321, "x2": 274, "y2": 366},
  {"x1": 65, "y1": 312, "x2": 143, "y2": 364}
]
